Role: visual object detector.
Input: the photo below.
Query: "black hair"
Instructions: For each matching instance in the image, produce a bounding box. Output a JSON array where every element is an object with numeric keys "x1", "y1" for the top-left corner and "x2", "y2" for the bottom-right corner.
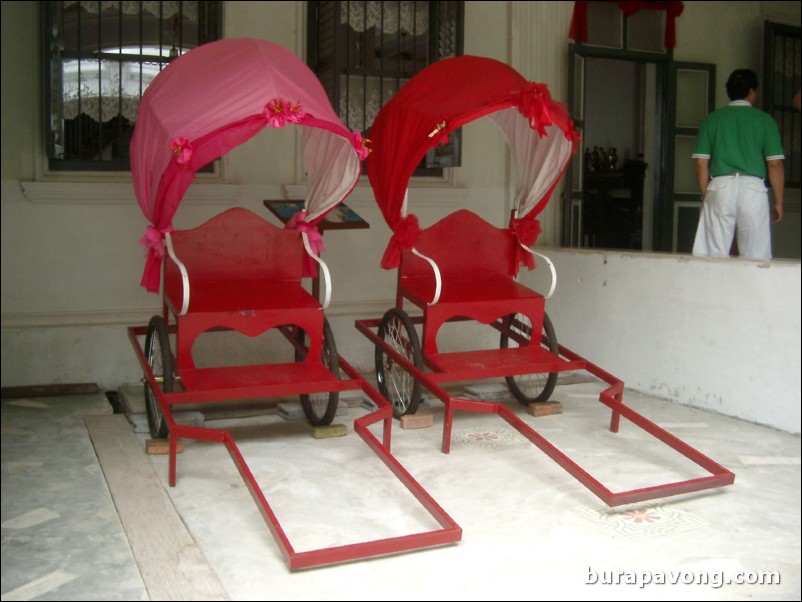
[{"x1": 726, "y1": 69, "x2": 758, "y2": 101}]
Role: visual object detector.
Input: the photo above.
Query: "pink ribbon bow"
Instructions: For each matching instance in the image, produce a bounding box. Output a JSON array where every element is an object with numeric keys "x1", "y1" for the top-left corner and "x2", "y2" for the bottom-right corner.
[
  {"x1": 264, "y1": 98, "x2": 306, "y2": 128},
  {"x1": 285, "y1": 210, "x2": 325, "y2": 278},
  {"x1": 138, "y1": 224, "x2": 174, "y2": 259},
  {"x1": 168, "y1": 136, "x2": 193, "y2": 164},
  {"x1": 352, "y1": 132, "x2": 371, "y2": 160},
  {"x1": 138, "y1": 224, "x2": 174, "y2": 293}
]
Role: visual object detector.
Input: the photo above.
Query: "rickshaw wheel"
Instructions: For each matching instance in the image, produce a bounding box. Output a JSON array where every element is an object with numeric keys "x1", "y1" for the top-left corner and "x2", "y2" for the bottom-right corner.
[
  {"x1": 500, "y1": 312, "x2": 559, "y2": 405},
  {"x1": 144, "y1": 315, "x2": 173, "y2": 439},
  {"x1": 296, "y1": 318, "x2": 340, "y2": 426},
  {"x1": 375, "y1": 308, "x2": 423, "y2": 418}
]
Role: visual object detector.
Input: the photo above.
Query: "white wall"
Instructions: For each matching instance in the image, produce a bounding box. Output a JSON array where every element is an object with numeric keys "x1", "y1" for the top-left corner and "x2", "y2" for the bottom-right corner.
[
  {"x1": 520, "y1": 250, "x2": 801, "y2": 434},
  {"x1": 2, "y1": 2, "x2": 800, "y2": 435}
]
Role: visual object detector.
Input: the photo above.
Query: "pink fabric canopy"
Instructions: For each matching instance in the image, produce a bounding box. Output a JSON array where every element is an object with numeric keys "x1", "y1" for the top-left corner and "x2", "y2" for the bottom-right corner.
[
  {"x1": 365, "y1": 55, "x2": 579, "y2": 272},
  {"x1": 131, "y1": 38, "x2": 367, "y2": 292}
]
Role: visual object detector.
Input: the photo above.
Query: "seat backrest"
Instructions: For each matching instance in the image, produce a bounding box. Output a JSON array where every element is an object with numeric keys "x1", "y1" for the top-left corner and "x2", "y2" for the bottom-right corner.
[
  {"x1": 401, "y1": 209, "x2": 516, "y2": 280},
  {"x1": 165, "y1": 207, "x2": 304, "y2": 287}
]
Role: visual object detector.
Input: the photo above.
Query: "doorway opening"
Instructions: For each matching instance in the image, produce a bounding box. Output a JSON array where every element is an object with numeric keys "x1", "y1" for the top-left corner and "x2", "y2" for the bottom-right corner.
[
  {"x1": 562, "y1": 0, "x2": 690, "y2": 253},
  {"x1": 566, "y1": 50, "x2": 716, "y2": 254},
  {"x1": 580, "y1": 58, "x2": 662, "y2": 251}
]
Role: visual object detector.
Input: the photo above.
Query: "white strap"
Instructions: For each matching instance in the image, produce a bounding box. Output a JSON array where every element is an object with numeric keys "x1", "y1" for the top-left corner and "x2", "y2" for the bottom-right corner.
[
  {"x1": 411, "y1": 247, "x2": 442, "y2": 306},
  {"x1": 302, "y1": 232, "x2": 332, "y2": 309},
  {"x1": 164, "y1": 232, "x2": 190, "y2": 316},
  {"x1": 518, "y1": 243, "x2": 557, "y2": 300}
]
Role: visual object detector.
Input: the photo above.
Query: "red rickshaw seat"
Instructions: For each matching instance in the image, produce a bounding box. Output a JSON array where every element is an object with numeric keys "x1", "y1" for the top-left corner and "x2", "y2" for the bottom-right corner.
[
  {"x1": 399, "y1": 209, "x2": 544, "y2": 356},
  {"x1": 163, "y1": 207, "x2": 324, "y2": 369}
]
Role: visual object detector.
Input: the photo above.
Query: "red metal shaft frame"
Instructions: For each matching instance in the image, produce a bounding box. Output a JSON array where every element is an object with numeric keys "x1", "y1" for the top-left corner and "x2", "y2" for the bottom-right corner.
[
  {"x1": 355, "y1": 317, "x2": 734, "y2": 507},
  {"x1": 128, "y1": 325, "x2": 461, "y2": 570}
]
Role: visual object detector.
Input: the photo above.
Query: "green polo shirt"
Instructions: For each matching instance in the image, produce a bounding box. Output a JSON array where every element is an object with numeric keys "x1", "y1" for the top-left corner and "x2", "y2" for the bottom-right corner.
[{"x1": 692, "y1": 100, "x2": 785, "y2": 179}]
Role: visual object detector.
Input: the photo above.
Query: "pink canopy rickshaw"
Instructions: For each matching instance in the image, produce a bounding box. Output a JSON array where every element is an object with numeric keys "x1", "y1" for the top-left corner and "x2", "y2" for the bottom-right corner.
[
  {"x1": 131, "y1": 37, "x2": 368, "y2": 293},
  {"x1": 126, "y1": 38, "x2": 462, "y2": 570}
]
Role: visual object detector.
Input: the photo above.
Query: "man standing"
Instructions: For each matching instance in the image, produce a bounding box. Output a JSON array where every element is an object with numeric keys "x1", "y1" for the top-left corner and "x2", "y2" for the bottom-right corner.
[{"x1": 691, "y1": 69, "x2": 785, "y2": 260}]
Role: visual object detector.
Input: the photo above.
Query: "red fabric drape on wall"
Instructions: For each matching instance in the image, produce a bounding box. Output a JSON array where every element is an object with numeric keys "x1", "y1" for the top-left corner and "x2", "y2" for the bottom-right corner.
[{"x1": 569, "y1": 1, "x2": 684, "y2": 49}]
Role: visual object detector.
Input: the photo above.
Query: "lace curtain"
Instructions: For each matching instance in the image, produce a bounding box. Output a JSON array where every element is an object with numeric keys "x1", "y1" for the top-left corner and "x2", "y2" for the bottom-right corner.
[
  {"x1": 341, "y1": 1, "x2": 428, "y2": 35},
  {"x1": 63, "y1": 1, "x2": 198, "y2": 23},
  {"x1": 338, "y1": 75, "x2": 410, "y2": 132},
  {"x1": 62, "y1": 58, "x2": 161, "y2": 123},
  {"x1": 60, "y1": 1, "x2": 199, "y2": 123}
]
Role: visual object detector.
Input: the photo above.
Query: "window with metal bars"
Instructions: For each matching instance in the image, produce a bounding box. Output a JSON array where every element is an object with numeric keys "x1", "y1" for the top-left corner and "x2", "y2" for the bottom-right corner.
[
  {"x1": 763, "y1": 21, "x2": 801, "y2": 188},
  {"x1": 42, "y1": 1, "x2": 222, "y2": 172},
  {"x1": 307, "y1": 1, "x2": 464, "y2": 174}
]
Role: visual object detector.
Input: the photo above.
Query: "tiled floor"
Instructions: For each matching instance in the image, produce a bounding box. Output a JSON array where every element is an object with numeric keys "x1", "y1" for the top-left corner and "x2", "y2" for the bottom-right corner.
[{"x1": 2, "y1": 376, "x2": 800, "y2": 601}]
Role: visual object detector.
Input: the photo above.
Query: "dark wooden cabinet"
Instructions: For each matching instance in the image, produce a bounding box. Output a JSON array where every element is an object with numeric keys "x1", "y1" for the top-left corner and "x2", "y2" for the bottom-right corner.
[{"x1": 583, "y1": 160, "x2": 647, "y2": 250}]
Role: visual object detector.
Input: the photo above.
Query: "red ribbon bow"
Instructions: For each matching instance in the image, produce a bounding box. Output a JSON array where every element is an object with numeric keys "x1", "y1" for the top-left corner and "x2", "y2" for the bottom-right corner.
[
  {"x1": 518, "y1": 83, "x2": 554, "y2": 137},
  {"x1": 511, "y1": 217, "x2": 542, "y2": 274},
  {"x1": 380, "y1": 214, "x2": 420, "y2": 270}
]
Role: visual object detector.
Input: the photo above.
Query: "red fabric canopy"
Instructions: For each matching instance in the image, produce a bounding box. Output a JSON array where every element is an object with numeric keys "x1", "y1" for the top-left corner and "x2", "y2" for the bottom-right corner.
[{"x1": 366, "y1": 55, "x2": 579, "y2": 271}]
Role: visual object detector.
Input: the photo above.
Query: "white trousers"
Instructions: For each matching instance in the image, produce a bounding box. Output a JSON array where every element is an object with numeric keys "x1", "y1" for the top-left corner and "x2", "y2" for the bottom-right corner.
[{"x1": 692, "y1": 174, "x2": 772, "y2": 260}]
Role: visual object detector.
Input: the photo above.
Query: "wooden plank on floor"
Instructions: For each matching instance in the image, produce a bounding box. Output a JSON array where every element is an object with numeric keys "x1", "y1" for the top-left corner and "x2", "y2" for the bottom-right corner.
[
  {"x1": 1, "y1": 383, "x2": 100, "y2": 399},
  {"x1": 84, "y1": 415, "x2": 229, "y2": 602}
]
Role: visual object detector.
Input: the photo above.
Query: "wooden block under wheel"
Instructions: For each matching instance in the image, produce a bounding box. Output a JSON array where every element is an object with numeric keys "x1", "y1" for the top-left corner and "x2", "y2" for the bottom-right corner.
[
  {"x1": 312, "y1": 423, "x2": 348, "y2": 439},
  {"x1": 146, "y1": 438, "x2": 184, "y2": 455},
  {"x1": 400, "y1": 413, "x2": 434, "y2": 429},
  {"x1": 527, "y1": 401, "x2": 563, "y2": 417}
]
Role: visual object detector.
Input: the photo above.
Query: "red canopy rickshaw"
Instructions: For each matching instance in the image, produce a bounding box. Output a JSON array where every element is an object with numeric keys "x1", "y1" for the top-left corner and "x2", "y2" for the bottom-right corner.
[{"x1": 356, "y1": 55, "x2": 734, "y2": 507}]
